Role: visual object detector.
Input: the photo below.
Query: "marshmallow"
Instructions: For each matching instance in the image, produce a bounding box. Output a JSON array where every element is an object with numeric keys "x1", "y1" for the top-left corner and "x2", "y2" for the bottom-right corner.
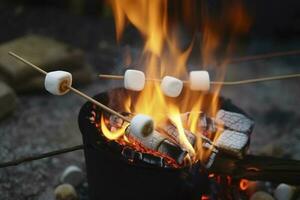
[
  {"x1": 130, "y1": 114, "x2": 154, "y2": 137},
  {"x1": 124, "y1": 70, "x2": 145, "y2": 91},
  {"x1": 44, "y1": 71, "x2": 72, "y2": 95},
  {"x1": 160, "y1": 76, "x2": 183, "y2": 97},
  {"x1": 189, "y1": 71, "x2": 210, "y2": 91}
]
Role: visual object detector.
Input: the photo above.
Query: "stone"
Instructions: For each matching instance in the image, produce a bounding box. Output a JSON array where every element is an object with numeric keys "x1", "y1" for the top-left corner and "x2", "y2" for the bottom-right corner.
[
  {"x1": 0, "y1": 81, "x2": 16, "y2": 120},
  {"x1": 250, "y1": 191, "x2": 274, "y2": 200},
  {"x1": 60, "y1": 165, "x2": 84, "y2": 187},
  {"x1": 0, "y1": 34, "x2": 92, "y2": 92},
  {"x1": 54, "y1": 184, "x2": 78, "y2": 200},
  {"x1": 274, "y1": 183, "x2": 296, "y2": 200}
]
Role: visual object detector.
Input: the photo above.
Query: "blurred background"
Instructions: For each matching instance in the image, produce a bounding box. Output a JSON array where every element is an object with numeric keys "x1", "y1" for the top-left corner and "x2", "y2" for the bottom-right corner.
[{"x1": 0, "y1": 0, "x2": 299, "y2": 199}]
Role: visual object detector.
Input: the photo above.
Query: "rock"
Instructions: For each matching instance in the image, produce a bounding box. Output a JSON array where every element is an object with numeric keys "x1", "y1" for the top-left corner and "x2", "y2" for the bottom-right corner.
[
  {"x1": 250, "y1": 191, "x2": 274, "y2": 200},
  {"x1": 0, "y1": 81, "x2": 16, "y2": 120},
  {"x1": 0, "y1": 34, "x2": 93, "y2": 92},
  {"x1": 274, "y1": 183, "x2": 296, "y2": 200},
  {"x1": 60, "y1": 165, "x2": 84, "y2": 187},
  {"x1": 54, "y1": 184, "x2": 78, "y2": 200}
]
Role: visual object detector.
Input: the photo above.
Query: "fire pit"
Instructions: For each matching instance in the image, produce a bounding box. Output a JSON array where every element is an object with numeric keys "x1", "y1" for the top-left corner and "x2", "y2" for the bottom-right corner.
[{"x1": 78, "y1": 87, "x2": 251, "y2": 200}]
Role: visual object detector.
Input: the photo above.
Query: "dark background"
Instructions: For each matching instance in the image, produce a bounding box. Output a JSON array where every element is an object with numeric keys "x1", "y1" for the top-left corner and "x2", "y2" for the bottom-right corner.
[{"x1": 0, "y1": 0, "x2": 299, "y2": 199}]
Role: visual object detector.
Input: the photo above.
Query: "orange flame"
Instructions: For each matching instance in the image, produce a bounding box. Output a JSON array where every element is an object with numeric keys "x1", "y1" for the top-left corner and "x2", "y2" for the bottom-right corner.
[
  {"x1": 100, "y1": 115, "x2": 128, "y2": 140},
  {"x1": 239, "y1": 179, "x2": 249, "y2": 191},
  {"x1": 106, "y1": 0, "x2": 250, "y2": 163}
]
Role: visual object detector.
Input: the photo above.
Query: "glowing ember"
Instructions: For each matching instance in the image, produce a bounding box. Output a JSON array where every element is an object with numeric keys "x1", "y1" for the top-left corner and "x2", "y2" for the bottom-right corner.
[{"x1": 99, "y1": 0, "x2": 251, "y2": 165}]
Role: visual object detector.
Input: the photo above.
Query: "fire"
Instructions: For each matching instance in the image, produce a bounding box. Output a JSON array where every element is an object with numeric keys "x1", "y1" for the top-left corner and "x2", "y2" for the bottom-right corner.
[
  {"x1": 239, "y1": 179, "x2": 249, "y2": 191},
  {"x1": 100, "y1": 115, "x2": 128, "y2": 140},
  {"x1": 104, "y1": 0, "x2": 250, "y2": 164}
]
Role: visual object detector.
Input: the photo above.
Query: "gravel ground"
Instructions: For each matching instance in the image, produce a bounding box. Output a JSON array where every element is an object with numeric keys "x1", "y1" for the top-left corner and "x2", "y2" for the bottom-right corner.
[{"x1": 0, "y1": 3, "x2": 299, "y2": 200}]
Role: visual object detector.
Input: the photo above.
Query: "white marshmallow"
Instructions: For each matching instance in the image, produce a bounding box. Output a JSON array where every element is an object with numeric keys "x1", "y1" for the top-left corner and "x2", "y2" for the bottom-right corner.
[
  {"x1": 124, "y1": 70, "x2": 145, "y2": 91},
  {"x1": 44, "y1": 71, "x2": 72, "y2": 95},
  {"x1": 130, "y1": 114, "x2": 154, "y2": 137},
  {"x1": 189, "y1": 71, "x2": 210, "y2": 91},
  {"x1": 160, "y1": 76, "x2": 183, "y2": 97}
]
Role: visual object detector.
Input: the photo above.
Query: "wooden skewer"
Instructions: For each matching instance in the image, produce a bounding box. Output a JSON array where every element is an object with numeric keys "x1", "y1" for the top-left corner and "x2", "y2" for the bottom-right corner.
[
  {"x1": 99, "y1": 73, "x2": 300, "y2": 85},
  {"x1": 8, "y1": 51, "x2": 130, "y2": 123}
]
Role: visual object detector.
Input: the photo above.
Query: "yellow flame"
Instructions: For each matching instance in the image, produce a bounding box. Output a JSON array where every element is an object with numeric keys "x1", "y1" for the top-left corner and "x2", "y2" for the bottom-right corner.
[
  {"x1": 100, "y1": 115, "x2": 128, "y2": 140},
  {"x1": 106, "y1": 0, "x2": 250, "y2": 163},
  {"x1": 168, "y1": 106, "x2": 195, "y2": 157}
]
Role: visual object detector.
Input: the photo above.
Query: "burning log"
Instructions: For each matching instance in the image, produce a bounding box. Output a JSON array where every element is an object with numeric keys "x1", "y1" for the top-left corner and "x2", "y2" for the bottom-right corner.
[
  {"x1": 158, "y1": 123, "x2": 196, "y2": 147},
  {"x1": 180, "y1": 112, "x2": 217, "y2": 134},
  {"x1": 125, "y1": 127, "x2": 188, "y2": 164}
]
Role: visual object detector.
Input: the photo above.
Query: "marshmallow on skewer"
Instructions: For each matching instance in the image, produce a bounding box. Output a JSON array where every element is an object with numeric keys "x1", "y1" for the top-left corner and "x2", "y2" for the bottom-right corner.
[
  {"x1": 160, "y1": 76, "x2": 183, "y2": 97},
  {"x1": 189, "y1": 71, "x2": 210, "y2": 91},
  {"x1": 130, "y1": 114, "x2": 154, "y2": 137},
  {"x1": 44, "y1": 70, "x2": 72, "y2": 95},
  {"x1": 124, "y1": 69, "x2": 146, "y2": 91}
]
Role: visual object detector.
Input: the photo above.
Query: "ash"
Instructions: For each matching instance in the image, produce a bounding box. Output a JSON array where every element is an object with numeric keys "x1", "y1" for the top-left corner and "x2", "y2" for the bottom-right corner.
[{"x1": 0, "y1": 2, "x2": 300, "y2": 200}]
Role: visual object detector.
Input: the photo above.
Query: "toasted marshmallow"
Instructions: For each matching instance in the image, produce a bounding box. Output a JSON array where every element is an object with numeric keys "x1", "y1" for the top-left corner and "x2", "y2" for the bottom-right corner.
[
  {"x1": 189, "y1": 71, "x2": 210, "y2": 91},
  {"x1": 44, "y1": 70, "x2": 72, "y2": 95},
  {"x1": 130, "y1": 114, "x2": 154, "y2": 137},
  {"x1": 124, "y1": 70, "x2": 145, "y2": 91},
  {"x1": 160, "y1": 76, "x2": 183, "y2": 97}
]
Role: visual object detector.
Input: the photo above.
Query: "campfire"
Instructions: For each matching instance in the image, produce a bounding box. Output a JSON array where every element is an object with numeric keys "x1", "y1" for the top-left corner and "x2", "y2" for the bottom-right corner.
[
  {"x1": 4, "y1": 0, "x2": 300, "y2": 200},
  {"x1": 78, "y1": 87, "x2": 256, "y2": 199},
  {"x1": 91, "y1": 0, "x2": 252, "y2": 169},
  {"x1": 89, "y1": 89, "x2": 254, "y2": 169}
]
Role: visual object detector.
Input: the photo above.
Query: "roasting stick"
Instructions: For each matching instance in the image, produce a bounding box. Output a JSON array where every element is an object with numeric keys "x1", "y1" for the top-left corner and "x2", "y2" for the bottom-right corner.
[
  {"x1": 229, "y1": 49, "x2": 300, "y2": 63},
  {"x1": 99, "y1": 73, "x2": 300, "y2": 85},
  {"x1": 8, "y1": 51, "x2": 130, "y2": 123},
  {"x1": 0, "y1": 145, "x2": 84, "y2": 168},
  {"x1": 9, "y1": 51, "x2": 158, "y2": 144}
]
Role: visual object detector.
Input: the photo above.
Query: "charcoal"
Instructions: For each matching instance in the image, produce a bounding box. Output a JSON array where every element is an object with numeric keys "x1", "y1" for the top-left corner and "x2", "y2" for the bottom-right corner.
[
  {"x1": 180, "y1": 112, "x2": 217, "y2": 133},
  {"x1": 157, "y1": 139, "x2": 187, "y2": 164},
  {"x1": 126, "y1": 129, "x2": 166, "y2": 150},
  {"x1": 180, "y1": 112, "x2": 207, "y2": 131},
  {"x1": 215, "y1": 130, "x2": 249, "y2": 158},
  {"x1": 158, "y1": 123, "x2": 196, "y2": 146},
  {"x1": 216, "y1": 109, "x2": 254, "y2": 134},
  {"x1": 206, "y1": 117, "x2": 217, "y2": 133},
  {"x1": 121, "y1": 148, "x2": 165, "y2": 167},
  {"x1": 205, "y1": 151, "x2": 218, "y2": 168},
  {"x1": 126, "y1": 129, "x2": 187, "y2": 164},
  {"x1": 141, "y1": 153, "x2": 164, "y2": 167}
]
